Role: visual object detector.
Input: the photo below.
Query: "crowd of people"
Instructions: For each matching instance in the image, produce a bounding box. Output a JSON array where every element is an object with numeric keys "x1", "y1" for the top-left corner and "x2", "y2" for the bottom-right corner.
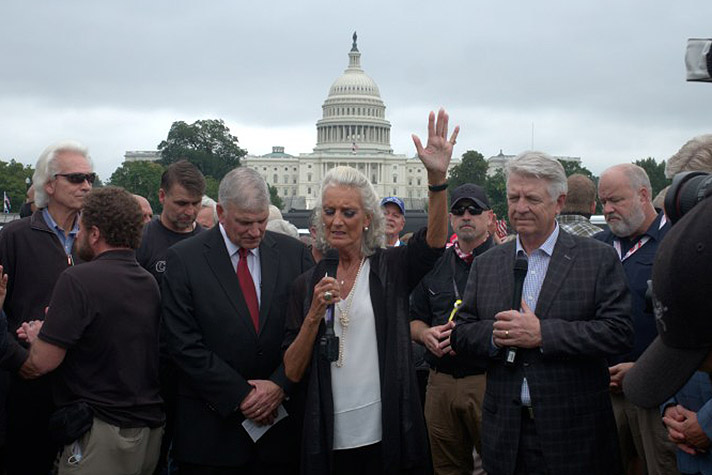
[{"x1": 0, "y1": 112, "x2": 711, "y2": 475}]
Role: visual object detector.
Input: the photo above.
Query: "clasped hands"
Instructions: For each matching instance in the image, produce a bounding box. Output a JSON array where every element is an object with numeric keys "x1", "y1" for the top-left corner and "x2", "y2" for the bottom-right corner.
[
  {"x1": 492, "y1": 300, "x2": 542, "y2": 349},
  {"x1": 663, "y1": 405, "x2": 711, "y2": 455},
  {"x1": 239, "y1": 379, "x2": 284, "y2": 426}
]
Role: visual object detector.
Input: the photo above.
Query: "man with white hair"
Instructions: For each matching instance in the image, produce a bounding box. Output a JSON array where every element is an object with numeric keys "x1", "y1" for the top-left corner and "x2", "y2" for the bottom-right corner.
[
  {"x1": 451, "y1": 151, "x2": 633, "y2": 475},
  {"x1": 161, "y1": 167, "x2": 313, "y2": 473},
  {"x1": 595, "y1": 163, "x2": 675, "y2": 475},
  {"x1": 0, "y1": 140, "x2": 94, "y2": 474}
]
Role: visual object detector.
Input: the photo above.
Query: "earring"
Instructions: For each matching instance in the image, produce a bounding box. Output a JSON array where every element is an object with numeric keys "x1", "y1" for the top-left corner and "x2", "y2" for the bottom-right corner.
[{"x1": 364, "y1": 226, "x2": 369, "y2": 232}]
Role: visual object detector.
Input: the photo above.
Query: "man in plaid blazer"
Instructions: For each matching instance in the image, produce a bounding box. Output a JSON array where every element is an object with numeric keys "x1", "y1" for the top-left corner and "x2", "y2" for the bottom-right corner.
[{"x1": 451, "y1": 151, "x2": 633, "y2": 475}]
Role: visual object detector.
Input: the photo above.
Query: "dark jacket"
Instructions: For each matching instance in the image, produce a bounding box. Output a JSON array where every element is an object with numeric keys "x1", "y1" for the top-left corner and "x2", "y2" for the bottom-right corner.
[
  {"x1": 451, "y1": 230, "x2": 633, "y2": 475},
  {"x1": 594, "y1": 212, "x2": 669, "y2": 363},
  {"x1": 410, "y1": 239, "x2": 493, "y2": 376},
  {"x1": 284, "y1": 227, "x2": 442, "y2": 475},
  {"x1": 0, "y1": 210, "x2": 82, "y2": 371},
  {"x1": 162, "y1": 227, "x2": 313, "y2": 467}
]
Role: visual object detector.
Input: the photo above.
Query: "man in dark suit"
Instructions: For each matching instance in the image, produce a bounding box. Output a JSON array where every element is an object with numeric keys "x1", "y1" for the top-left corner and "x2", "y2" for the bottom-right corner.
[
  {"x1": 161, "y1": 167, "x2": 313, "y2": 474},
  {"x1": 451, "y1": 151, "x2": 634, "y2": 475}
]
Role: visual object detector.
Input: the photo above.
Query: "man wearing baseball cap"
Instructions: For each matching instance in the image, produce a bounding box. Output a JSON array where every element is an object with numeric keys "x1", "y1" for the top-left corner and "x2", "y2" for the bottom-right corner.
[
  {"x1": 624, "y1": 197, "x2": 712, "y2": 471},
  {"x1": 381, "y1": 196, "x2": 406, "y2": 247},
  {"x1": 410, "y1": 183, "x2": 494, "y2": 475}
]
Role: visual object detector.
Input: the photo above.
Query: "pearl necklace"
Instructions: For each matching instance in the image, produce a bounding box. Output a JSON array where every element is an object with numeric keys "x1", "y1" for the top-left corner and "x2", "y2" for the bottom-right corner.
[{"x1": 335, "y1": 257, "x2": 366, "y2": 368}]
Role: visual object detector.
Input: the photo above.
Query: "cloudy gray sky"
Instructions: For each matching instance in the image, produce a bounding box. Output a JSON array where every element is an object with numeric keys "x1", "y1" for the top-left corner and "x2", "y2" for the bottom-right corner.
[{"x1": 1, "y1": 0, "x2": 710, "y2": 181}]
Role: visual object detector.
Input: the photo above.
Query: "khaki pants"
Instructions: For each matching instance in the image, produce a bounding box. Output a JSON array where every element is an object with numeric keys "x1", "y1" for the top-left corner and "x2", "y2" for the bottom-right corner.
[
  {"x1": 611, "y1": 392, "x2": 679, "y2": 475},
  {"x1": 424, "y1": 370, "x2": 487, "y2": 475},
  {"x1": 58, "y1": 417, "x2": 163, "y2": 475}
]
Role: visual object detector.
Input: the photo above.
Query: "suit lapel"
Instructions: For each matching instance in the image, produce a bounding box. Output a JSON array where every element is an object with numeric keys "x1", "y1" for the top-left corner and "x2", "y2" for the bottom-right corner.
[
  {"x1": 258, "y1": 233, "x2": 279, "y2": 335},
  {"x1": 535, "y1": 231, "x2": 576, "y2": 319},
  {"x1": 203, "y1": 227, "x2": 258, "y2": 336},
  {"x1": 496, "y1": 243, "x2": 517, "y2": 311}
]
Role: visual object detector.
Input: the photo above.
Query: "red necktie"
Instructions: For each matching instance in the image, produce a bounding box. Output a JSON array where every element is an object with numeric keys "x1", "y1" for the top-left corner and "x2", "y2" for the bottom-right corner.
[{"x1": 237, "y1": 248, "x2": 259, "y2": 332}]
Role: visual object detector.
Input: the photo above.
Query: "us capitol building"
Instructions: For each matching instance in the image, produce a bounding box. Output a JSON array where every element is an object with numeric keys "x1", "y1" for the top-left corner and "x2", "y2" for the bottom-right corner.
[
  {"x1": 240, "y1": 33, "x2": 455, "y2": 211},
  {"x1": 125, "y1": 33, "x2": 580, "y2": 211}
]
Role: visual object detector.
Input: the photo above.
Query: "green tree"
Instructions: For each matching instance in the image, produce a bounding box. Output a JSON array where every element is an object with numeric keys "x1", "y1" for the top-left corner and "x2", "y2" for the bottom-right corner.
[
  {"x1": 634, "y1": 157, "x2": 670, "y2": 198},
  {"x1": 484, "y1": 169, "x2": 508, "y2": 223},
  {"x1": 558, "y1": 159, "x2": 595, "y2": 179},
  {"x1": 205, "y1": 176, "x2": 219, "y2": 202},
  {"x1": 268, "y1": 184, "x2": 284, "y2": 210},
  {"x1": 158, "y1": 119, "x2": 247, "y2": 181},
  {"x1": 0, "y1": 160, "x2": 34, "y2": 213},
  {"x1": 448, "y1": 150, "x2": 488, "y2": 190},
  {"x1": 108, "y1": 161, "x2": 165, "y2": 214}
]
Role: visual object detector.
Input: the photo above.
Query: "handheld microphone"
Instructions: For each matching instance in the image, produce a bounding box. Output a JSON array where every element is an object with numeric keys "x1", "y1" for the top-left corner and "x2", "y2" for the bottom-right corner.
[
  {"x1": 319, "y1": 250, "x2": 340, "y2": 362},
  {"x1": 505, "y1": 256, "x2": 528, "y2": 366}
]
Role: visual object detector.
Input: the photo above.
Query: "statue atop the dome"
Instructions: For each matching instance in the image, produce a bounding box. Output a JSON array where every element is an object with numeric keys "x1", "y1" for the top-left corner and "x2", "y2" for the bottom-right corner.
[{"x1": 351, "y1": 31, "x2": 358, "y2": 52}]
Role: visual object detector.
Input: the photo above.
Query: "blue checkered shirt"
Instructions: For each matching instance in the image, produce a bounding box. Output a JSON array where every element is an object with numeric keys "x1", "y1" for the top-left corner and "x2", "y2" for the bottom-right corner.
[{"x1": 515, "y1": 223, "x2": 560, "y2": 406}]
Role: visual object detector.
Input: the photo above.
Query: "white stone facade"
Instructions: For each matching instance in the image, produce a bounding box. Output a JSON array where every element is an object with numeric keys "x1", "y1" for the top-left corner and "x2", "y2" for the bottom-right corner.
[{"x1": 243, "y1": 33, "x2": 457, "y2": 211}]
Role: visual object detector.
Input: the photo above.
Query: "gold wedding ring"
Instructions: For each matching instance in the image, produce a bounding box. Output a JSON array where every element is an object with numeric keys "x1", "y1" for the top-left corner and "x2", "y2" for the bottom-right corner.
[{"x1": 324, "y1": 291, "x2": 333, "y2": 302}]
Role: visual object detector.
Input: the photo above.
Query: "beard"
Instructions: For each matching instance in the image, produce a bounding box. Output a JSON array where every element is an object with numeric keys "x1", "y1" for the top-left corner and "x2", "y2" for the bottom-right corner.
[
  {"x1": 607, "y1": 204, "x2": 646, "y2": 238},
  {"x1": 76, "y1": 233, "x2": 96, "y2": 262}
]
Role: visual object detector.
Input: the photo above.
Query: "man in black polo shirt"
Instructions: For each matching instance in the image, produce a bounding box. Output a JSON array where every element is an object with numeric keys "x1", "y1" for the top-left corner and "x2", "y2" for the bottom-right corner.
[
  {"x1": 19, "y1": 187, "x2": 164, "y2": 475},
  {"x1": 410, "y1": 183, "x2": 494, "y2": 475}
]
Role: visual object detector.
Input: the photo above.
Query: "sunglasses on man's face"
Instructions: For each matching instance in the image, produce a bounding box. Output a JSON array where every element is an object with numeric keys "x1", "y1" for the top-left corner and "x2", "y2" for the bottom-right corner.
[
  {"x1": 451, "y1": 205, "x2": 484, "y2": 216},
  {"x1": 54, "y1": 173, "x2": 97, "y2": 185}
]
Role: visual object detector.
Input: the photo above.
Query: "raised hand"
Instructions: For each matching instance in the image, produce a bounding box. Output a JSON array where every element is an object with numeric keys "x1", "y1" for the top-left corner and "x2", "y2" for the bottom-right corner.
[{"x1": 412, "y1": 108, "x2": 460, "y2": 182}]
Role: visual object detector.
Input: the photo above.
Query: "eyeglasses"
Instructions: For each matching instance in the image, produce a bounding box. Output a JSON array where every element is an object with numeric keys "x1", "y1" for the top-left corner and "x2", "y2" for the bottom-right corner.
[
  {"x1": 54, "y1": 173, "x2": 96, "y2": 185},
  {"x1": 451, "y1": 205, "x2": 484, "y2": 216}
]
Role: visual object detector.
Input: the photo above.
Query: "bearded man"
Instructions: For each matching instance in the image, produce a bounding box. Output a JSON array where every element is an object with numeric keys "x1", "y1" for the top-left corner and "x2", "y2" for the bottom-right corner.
[{"x1": 596, "y1": 163, "x2": 677, "y2": 475}]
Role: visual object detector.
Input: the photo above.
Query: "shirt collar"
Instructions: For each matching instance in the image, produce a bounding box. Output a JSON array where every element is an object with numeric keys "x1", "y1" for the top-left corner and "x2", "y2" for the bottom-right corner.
[
  {"x1": 42, "y1": 208, "x2": 79, "y2": 235},
  {"x1": 219, "y1": 223, "x2": 260, "y2": 259},
  {"x1": 516, "y1": 221, "x2": 560, "y2": 257}
]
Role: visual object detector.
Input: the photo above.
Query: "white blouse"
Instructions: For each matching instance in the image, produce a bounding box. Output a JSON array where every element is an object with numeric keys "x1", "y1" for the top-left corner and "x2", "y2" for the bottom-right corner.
[{"x1": 331, "y1": 259, "x2": 382, "y2": 450}]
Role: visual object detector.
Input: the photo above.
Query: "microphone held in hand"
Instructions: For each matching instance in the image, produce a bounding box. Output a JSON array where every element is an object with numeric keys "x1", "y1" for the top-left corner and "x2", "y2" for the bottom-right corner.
[
  {"x1": 319, "y1": 250, "x2": 340, "y2": 362},
  {"x1": 505, "y1": 256, "x2": 528, "y2": 366}
]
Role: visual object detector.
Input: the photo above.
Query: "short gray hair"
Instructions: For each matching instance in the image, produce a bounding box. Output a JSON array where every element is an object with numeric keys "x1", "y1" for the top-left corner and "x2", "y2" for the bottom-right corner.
[
  {"x1": 33, "y1": 140, "x2": 92, "y2": 209},
  {"x1": 218, "y1": 167, "x2": 270, "y2": 212},
  {"x1": 506, "y1": 151, "x2": 568, "y2": 200},
  {"x1": 314, "y1": 166, "x2": 385, "y2": 256},
  {"x1": 666, "y1": 134, "x2": 712, "y2": 177}
]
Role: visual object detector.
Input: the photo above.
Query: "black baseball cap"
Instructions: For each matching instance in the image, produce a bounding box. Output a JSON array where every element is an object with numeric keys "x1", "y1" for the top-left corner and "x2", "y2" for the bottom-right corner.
[
  {"x1": 623, "y1": 197, "x2": 712, "y2": 408},
  {"x1": 450, "y1": 184, "x2": 490, "y2": 211}
]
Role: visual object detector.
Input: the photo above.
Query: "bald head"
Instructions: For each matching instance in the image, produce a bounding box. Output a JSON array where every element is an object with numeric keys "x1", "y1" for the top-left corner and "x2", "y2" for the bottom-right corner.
[
  {"x1": 133, "y1": 194, "x2": 153, "y2": 224},
  {"x1": 598, "y1": 164, "x2": 657, "y2": 238}
]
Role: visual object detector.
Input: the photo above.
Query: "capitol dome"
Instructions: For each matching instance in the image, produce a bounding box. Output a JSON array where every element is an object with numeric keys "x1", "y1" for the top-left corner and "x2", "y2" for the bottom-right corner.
[{"x1": 314, "y1": 32, "x2": 392, "y2": 154}]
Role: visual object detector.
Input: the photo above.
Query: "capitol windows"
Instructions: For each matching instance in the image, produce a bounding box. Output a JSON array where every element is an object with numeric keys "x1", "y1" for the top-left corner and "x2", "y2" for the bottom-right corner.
[
  {"x1": 273, "y1": 174, "x2": 278, "y2": 183},
  {"x1": 308, "y1": 187, "x2": 312, "y2": 195},
  {"x1": 417, "y1": 178, "x2": 421, "y2": 186},
  {"x1": 409, "y1": 178, "x2": 413, "y2": 186},
  {"x1": 307, "y1": 173, "x2": 312, "y2": 181},
  {"x1": 293, "y1": 176, "x2": 297, "y2": 184},
  {"x1": 393, "y1": 175, "x2": 397, "y2": 184}
]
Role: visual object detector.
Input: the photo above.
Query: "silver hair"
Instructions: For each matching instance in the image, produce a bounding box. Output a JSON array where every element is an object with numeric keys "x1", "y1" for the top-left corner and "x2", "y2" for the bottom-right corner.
[
  {"x1": 218, "y1": 167, "x2": 270, "y2": 212},
  {"x1": 314, "y1": 166, "x2": 385, "y2": 256},
  {"x1": 666, "y1": 134, "x2": 712, "y2": 177},
  {"x1": 33, "y1": 140, "x2": 92, "y2": 209},
  {"x1": 266, "y1": 219, "x2": 300, "y2": 239},
  {"x1": 601, "y1": 163, "x2": 653, "y2": 198},
  {"x1": 506, "y1": 151, "x2": 568, "y2": 200},
  {"x1": 201, "y1": 195, "x2": 218, "y2": 225}
]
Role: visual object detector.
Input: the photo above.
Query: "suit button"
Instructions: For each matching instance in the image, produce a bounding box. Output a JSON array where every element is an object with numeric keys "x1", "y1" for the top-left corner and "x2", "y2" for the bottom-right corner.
[
  {"x1": 257, "y1": 351, "x2": 263, "y2": 357},
  {"x1": 523, "y1": 362, "x2": 530, "y2": 367}
]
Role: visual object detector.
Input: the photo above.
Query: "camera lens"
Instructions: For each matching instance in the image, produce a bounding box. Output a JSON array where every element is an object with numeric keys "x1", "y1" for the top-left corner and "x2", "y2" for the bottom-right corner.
[{"x1": 664, "y1": 171, "x2": 712, "y2": 224}]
